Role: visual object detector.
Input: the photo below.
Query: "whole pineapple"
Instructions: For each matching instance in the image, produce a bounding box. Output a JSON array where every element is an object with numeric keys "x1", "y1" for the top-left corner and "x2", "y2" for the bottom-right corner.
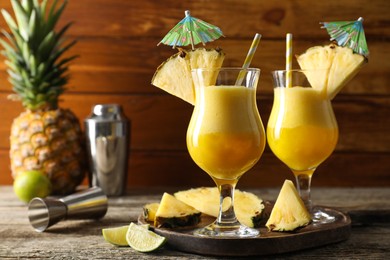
[{"x1": 1, "y1": 0, "x2": 85, "y2": 195}]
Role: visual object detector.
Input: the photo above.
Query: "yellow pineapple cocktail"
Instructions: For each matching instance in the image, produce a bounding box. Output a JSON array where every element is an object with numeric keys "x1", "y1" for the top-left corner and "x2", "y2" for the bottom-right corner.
[
  {"x1": 267, "y1": 70, "x2": 339, "y2": 223},
  {"x1": 187, "y1": 68, "x2": 265, "y2": 237}
]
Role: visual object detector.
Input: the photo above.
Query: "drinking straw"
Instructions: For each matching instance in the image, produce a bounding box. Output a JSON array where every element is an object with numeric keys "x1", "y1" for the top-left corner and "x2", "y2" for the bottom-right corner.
[
  {"x1": 286, "y1": 33, "x2": 293, "y2": 88},
  {"x1": 235, "y1": 33, "x2": 262, "y2": 86}
]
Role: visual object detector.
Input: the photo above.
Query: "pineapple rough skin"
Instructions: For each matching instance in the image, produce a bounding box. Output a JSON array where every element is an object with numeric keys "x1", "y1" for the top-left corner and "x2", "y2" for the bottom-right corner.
[{"x1": 10, "y1": 108, "x2": 86, "y2": 195}]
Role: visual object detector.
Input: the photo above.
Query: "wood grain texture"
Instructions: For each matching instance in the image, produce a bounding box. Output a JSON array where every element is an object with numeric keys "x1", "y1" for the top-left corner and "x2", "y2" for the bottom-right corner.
[
  {"x1": 0, "y1": 0, "x2": 388, "y2": 38},
  {"x1": 0, "y1": 94, "x2": 388, "y2": 152},
  {"x1": 0, "y1": 40, "x2": 388, "y2": 95},
  {"x1": 0, "y1": 0, "x2": 389, "y2": 187},
  {"x1": 0, "y1": 186, "x2": 389, "y2": 258}
]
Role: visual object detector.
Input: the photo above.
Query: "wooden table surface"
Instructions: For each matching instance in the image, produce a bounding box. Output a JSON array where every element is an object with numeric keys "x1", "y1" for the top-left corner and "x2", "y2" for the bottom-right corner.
[{"x1": 1, "y1": 185, "x2": 389, "y2": 259}]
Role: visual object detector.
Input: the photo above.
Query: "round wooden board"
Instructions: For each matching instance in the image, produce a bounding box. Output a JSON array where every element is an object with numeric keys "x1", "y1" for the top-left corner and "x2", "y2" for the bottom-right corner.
[{"x1": 139, "y1": 207, "x2": 351, "y2": 257}]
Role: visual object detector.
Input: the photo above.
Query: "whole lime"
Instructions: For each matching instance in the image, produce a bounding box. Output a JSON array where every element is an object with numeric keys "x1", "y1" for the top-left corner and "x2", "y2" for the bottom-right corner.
[{"x1": 13, "y1": 170, "x2": 52, "y2": 203}]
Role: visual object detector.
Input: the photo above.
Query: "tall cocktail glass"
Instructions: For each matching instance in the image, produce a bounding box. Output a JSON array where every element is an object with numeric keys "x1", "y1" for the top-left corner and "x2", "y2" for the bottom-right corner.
[
  {"x1": 267, "y1": 70, "x2": 339, "y2": 223},
  {"x1": 187, "y1": 68, "x2": 265, "y2": 237}
]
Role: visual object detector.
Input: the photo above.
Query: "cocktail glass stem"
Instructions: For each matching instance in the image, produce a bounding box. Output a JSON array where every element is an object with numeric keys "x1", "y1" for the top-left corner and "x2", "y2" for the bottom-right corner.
[
  {"x1": 293, "y1": 169, "x2": 314, "y2": 211},
  {"x1": 293, "y1": 169, "x2": 335, "y2": 223},
  {"x1": 194, "y1": 181, "x2": 259, "y2": 237},
  {"x1": 217, "y1": 183, "x2": 240, "y2": 227}
]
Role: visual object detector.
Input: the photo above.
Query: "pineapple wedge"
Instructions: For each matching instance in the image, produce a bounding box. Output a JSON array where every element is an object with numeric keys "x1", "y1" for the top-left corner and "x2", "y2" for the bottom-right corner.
[
  {"x1": 296, "y1": 43, "x2": 366, "y2": 99},
  {"x1": 174, "y1": 187, "x2": 264, "y2": 228},
  {"x1": 143, "y1": 203, "x2": 160, "y2": 222},
  {"x1": 154, "y1": 193, "x2": 201, "y2": 228},
  {"x1": 151, "y1": 48, "x2": 225, "y2": 105},
  {"x1": 266, "y1": 180, "x2": 311, "y2": 232}
]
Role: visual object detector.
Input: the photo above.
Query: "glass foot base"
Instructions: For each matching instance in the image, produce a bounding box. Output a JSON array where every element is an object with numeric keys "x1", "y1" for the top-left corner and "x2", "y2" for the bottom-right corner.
[
  {"x1": 312, "y1": 206, "x2": 336, "y2": 224},
  {"x1": 194, "y1": 222, "x2": 259, "y2": 238}
]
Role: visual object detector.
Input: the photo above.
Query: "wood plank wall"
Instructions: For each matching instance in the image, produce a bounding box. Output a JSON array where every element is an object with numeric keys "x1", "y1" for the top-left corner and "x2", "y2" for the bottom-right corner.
[{"x1": 0, "y1": 0, "x2": 389, "y2": 188}]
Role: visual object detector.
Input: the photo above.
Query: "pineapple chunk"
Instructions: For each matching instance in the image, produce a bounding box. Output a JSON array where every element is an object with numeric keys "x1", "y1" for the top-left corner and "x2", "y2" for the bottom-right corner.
[
  {"x1": 296, "y1": 44, "x2": 366, "y2": 99},
  {"x1": 143, "y1": 202, "x2": 160, "y2": 222},
  {"x1": 154, "y1": 193, "x2": 201, "y2": 228},
  {"x1": 151, "y1": 48, "x2": 225, "y2": 105},
  {"x1": 327, "y1": 46, "x2": 365, "y2": 99},
  {"x1": 174, "y1": 187, "x2": 264, "y2": 228},
  {"x1": 266, "y1": 180, "x2": 311, "y2": 232}
]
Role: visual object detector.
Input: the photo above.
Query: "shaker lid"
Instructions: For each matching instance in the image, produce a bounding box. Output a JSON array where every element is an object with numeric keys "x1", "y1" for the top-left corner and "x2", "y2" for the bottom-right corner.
[
  {"x1": 93, "y1": 104, "x2": 121, "y2": 116},
  {"x1": 86, "y1": 104, "x2": 127, "y2": 122}
]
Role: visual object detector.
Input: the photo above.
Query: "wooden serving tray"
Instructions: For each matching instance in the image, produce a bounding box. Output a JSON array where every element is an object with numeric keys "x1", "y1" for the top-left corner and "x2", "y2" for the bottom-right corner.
[{"x1": 138, "y1": 206, "x2": 351, "y2": 256}]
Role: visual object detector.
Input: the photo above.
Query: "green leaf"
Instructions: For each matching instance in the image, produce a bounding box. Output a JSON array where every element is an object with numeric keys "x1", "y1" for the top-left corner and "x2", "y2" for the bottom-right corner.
[
  {"x1": 47, "y1": 86, "x2": 65, "y2": 98},
  {"x1": 36, "y1": 93, "x2": 46, "y2": 103},
  {"x1": 28, "y1": 10, "x2": 38, "y2": 43},
  {"x1": 0, "y1": 38, "x2": 15, "y2": 54},
  {"x1": 56, "y1": 22, "x2": 73, "y2": 40},
  {"x1": 21, "y1": 0, "x2": 34, "y2": 14},
  {"x1": 1, "y1": 50, "x2": 15, "y2": 65},
  {"x1": 36, "y1": 62, "x2": 46, "y2": 78},
  {"x1": 11, "y1": 0, "x2": 30, "y2": 41},
  {"x1": 25, "y1": 89, "x2": 35, "y2": 99},
  {"x1": 37, "y1": 31, "x2": 55, "y2": 60},
  {"x1": 1, "y1": 9, "x2": 18, "y2": 29},
  {"x1": 2, "y1": 10, "x2": 26, "y2": 52},
  {"x1": 2, "y1": 48, "x2": 23, "y2": 66},
  {"x1": 5, "y1": 60, "x2": 21, "y2": 74},
  {"x1": 51, "y1": 71, "x2": 68, "y2": 85},
  {"x1": 21, "y1": 68, "x2": 34, "y2": 89},
  {"x1": 39, "y1": 67, "x2": 56, "y2": 83},
  {"x1": 1, "y1": 29, "x2": 17, "y2": 49},
  {"x1": 56, "y1": 55, "x2": 78, "y2": 68},
  {"x1": 29, "y1": 54, "x2": 37, "y2": 76},
  {"x1": 46, "y1": 0, "x2": 67, "y2": 33},
  {"x1": 22, "y1": 41, "x2": 30, "y2": 64},
  {"x1": 9, "y1": 76, "x2": 25, "y2": 91},
  {"x1": 7, "y1": 68, "x2": 22, "y2": 81},
  {"x1": 39, "y1": 0, "x2": 49, "y2": 19},
  {"x1": 47, "y1": 39, "x2": 77, "y2": 66},
  {"x1": 38, "y1": 81, "x2": 50, "y2": 92}
]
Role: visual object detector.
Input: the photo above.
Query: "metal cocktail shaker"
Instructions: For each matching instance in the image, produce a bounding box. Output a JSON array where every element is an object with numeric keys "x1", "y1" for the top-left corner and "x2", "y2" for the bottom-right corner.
[{"x1": 84, "y1": 104, "x2": 129, "y2": 196}]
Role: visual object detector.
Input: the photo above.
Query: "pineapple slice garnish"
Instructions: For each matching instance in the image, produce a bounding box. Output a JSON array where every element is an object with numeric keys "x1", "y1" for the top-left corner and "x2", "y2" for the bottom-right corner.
[
  {"x1": 174, "y1": 187, "x2": 264, "y2": 228},
  {"x1": 266, "y1": 180, "x2": 311, "y2": 232},
  {"x1": 151, "y1": 48, "x2": 225, "y2": 105},
  {"x1": 296, "y1": 43, "x2": 366, "y2": 99}
]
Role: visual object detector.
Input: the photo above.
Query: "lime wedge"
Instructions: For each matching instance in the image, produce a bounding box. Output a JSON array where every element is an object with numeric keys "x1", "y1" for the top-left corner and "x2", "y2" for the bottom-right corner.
[
  {"x1": 102, "y1": 225, "x2": 129, "y2": 246},
  {"x1": 102, "y1": 224, "x2": 150, "y2": 246},
  {"x1": 126, "y1": 222, "x2": 166, "y2": 252}
]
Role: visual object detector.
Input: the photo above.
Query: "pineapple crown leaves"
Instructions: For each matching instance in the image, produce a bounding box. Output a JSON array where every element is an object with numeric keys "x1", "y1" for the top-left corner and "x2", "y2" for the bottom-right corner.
[{"x1": 0, "y1": 0, "x2": 78, "y2": 110}]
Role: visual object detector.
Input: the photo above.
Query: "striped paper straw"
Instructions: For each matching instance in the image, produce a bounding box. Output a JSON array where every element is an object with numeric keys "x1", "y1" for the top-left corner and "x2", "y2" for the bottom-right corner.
[
  {"x1": 235, "y1": 33, "x2": 262, "y2": 86},
  {"x1": 286, "y1": 33, "x2": 293, "y2": 88}
]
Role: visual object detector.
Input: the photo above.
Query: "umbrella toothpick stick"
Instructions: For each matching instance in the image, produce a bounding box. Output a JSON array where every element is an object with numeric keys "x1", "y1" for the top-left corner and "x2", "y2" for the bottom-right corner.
[
  {"x1": 189, "y1": 31, "x2": 195, "y2": 50},
  {"x1": 235, "y1": 33, "x2": 262, "y2": 86}
]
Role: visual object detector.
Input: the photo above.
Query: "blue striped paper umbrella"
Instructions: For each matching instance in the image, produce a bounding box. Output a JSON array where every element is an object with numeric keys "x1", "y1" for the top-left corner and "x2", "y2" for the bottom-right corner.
[
  {"x1": 158, "y1": 10, "x2": 224, "y2": 50},
  {"x1": 321, "y1": 17, "x2": 369, "y2": 57}
]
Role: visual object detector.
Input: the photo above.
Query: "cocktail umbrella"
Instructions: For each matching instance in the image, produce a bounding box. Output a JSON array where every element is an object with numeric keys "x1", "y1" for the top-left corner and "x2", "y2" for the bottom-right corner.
[
  {"x1": 158, "y1": 10, "x2": 224, "y2": 50},
  {"x1": 321, "y1": 17, "x2": 369, "y2": 57}
]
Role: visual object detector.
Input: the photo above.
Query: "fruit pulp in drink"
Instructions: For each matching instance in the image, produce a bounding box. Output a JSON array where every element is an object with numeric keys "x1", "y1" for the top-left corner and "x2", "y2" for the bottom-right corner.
[
  {"x1": 187, "y1": 85, "x2": 265, "y2": 181},
  {"x1": 267, "y1": 87, "x2": 338, "y2": 172}
]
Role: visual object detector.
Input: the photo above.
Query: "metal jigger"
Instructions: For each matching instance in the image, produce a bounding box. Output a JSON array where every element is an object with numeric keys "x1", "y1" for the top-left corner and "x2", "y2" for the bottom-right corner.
[{"x1": 28, "y1": 187, "x2": 108, "y2": 232}]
